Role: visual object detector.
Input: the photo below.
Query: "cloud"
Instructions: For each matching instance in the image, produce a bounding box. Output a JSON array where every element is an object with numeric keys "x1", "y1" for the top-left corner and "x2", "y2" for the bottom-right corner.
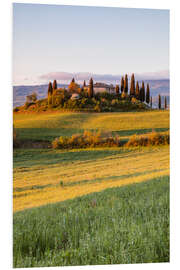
[
  {"x1": 39, "y1": 70, "x2": 169, "y2": 84},
  {"x1": 135, "y1": 70, "x2": 169, "y2": 80}
]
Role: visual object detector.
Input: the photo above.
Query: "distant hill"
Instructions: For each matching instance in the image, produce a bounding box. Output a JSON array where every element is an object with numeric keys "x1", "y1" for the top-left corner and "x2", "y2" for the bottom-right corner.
[
  {"x1": 13, "y1": 80, "x2": 169, "y2": 108},
  {"x1": 13, "y1": 84, "x2": 68, "y2": 107}
]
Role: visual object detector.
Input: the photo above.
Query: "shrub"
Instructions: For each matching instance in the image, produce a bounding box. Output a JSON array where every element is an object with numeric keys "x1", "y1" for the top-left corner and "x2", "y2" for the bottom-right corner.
[
  {"x1": 131, "y1": 97, "x2": 139, "y2": 104},
  {"x1": 94, "y1": 104, "x2": 101, "y2": 112},
  {"x1": 111, "y1": 99, "x2": 119, "y2": 106},
  {"x1": 125, "y1": 132, "x2": 169, "y2": 147},
  {"x1": 13, "y1": 107, "x2": 19, "y2": 112},
  {"x1": 24, "y1": 102, "x2": 35, "y2": 110},
  {"x1": 52, "y1": 130, "x2": 123, "y2": 149}
]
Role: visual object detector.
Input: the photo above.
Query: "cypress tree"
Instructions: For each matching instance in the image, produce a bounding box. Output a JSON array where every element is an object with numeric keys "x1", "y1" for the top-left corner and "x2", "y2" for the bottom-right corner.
[
  {"x1": 115, "y1": 84, "x2": 120, "y2": 95},
  {"x1": 48, "y1": 81, "x2": 53, "y2": 96},
  {"x1": 130, "y1": 73, "x2": 135, "y2": 96},
  {"x1": 165, "y1": 96, "x2": 167, "y2": 109},
  {"x1": 88, "y1": 78, "x2": 94, "y2": 98},
  {"x1": 135, "y1": 81, "x2": 140, "y2": 99},
  {"x1": 71, "y1": 78, "x2": 75, "y2": 83},
  {"x1": 150, "y1": 96, "x2": 152, "y2": 108},
  {"x1": 52, "y1": 80, "x2": 57, "y2": 90},
  {"x1": 146, "y1": 83, "x2": 150, "y2": 104},
  {"x1": 141, "y1": 81, "x2": 145, "y2": 102},
  {"x1": 158, "y1": 94, "x2": 161, "y2": 109},
  {"x1": 121, "y1": 77, "x2": 124, "y2": 93},
  {"x1": 124, "y1": 74, "x2": 128, "y2": 93},
  {"x1": 83, "y1": 80, "x2": 86, "y2": 87},
  {"x1": 47, "y1": 82, "x2": 53, "y2": 105}
]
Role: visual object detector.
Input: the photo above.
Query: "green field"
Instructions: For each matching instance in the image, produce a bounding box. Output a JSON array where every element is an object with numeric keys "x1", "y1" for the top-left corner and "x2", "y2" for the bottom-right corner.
[
  {"x1": 13, "y1": 111, "x2": 169, "y2": 142},
  {"x1": 13, "y1": 176, "x2": 169, "y2": 267},
  {"x1": 13, "y1": 110, "x2": 170, "y2": 266}
]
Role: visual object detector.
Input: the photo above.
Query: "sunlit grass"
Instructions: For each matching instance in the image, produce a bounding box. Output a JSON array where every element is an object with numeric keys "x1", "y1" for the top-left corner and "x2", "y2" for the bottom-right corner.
[
  {"x1": 13, "y1": 176, "x2": 169, "y2": 267},
  {"x1": 13, "y1": 146, "x2": 169, "y2": 212},
  {"x1": 13, "y1": 111, "x2": 169, "y2": 141}
]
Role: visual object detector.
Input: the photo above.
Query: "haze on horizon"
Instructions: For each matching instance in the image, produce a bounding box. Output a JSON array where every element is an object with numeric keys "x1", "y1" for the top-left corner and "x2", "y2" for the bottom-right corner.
[{"x1": 13, "y1": 3, "x2": 169, "y2": 86}]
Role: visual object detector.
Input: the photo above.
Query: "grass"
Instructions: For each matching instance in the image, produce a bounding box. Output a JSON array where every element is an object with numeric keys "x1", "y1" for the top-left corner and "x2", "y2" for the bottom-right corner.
[
  {"x1": 13, "y1": 176, "x2": 169, "y2": 267},
  {"x1": 13, "y1": 111, "x2": 169, "y2": 142},
  {"x1": 13, "y1": 110, "x2": 170, "y2": 266},
  {"x1": 13, "y1": 146, "x2": 169, "y2": 212}
]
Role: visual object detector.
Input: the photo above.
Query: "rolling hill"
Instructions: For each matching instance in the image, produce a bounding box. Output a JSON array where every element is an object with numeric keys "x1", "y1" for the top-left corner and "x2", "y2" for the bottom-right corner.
[{"x1": 13, "y1": 80, "x2": 169, "y2": 108}]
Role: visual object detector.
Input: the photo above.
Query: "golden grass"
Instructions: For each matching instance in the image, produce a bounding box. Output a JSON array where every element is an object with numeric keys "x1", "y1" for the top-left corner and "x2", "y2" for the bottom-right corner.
[
  {"x1": 13, "y1": 146, "x2": 169, "y2": 212},
  {"x1": 14, "y1": 111, "x2": 169, "y2": 132}
]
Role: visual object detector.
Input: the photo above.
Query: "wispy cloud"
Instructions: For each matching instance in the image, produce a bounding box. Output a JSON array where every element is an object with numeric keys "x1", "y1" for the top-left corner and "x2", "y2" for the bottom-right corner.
[{"x1": 39, "y1": 70, "x2": 169, "y2": 84}]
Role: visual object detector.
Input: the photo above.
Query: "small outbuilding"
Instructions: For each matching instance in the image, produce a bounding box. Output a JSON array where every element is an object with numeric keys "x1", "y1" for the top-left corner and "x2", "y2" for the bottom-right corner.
[{"x1": 71, "y1": 93, "x2": 80, "y2": 100}]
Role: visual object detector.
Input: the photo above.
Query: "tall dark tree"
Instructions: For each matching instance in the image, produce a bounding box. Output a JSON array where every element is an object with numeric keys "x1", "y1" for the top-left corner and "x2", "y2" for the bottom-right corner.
[
  {"x1": 83, "y1": 80, "x2": 86, "y2": 87},
  {"x1": 158, "y1": 94, "x2": 161, "y2": 109},
  {"x1": 165, "y1": 96, "x2": 167, "y2": 110},
  {"x1": 115, "y1": 84, "x2": 120, "y2": 95},
  {"x1": 146, "y1": 83, "x2": 150, "y2": 104},
  {"x1": 71, "y1": 78, "x2": 75, "y2": 83},
  {"x1": 48, "y1": 81, "x2": 53, "y2": 96},
  {"x1": 150, "y1": 96, "x2": 152, "y2": 108},
  {"x1": 124, "y1": 74, "x2": 128, "y2": 93},
  {"x1": 88, "y1": 78, "x2": 94, "y2": 98},
  {"x1": 141, "y1": 81, "x2": 145, "y2": 102},
  {"x1": 47, "y1": 82, "x2": 53, "y2": 105},
  {"x1": 130, "y1": 73, "x2": 135, "y2": 96},
  {"x1": 52, "y1": 80, "x2": 57, "y2": 90},
  {"x1": 135, "y1": 81, "x2": 140, "y2": 99},
  {"x1": 121, "y1": 77, "x2": 124, "y2": 93}
]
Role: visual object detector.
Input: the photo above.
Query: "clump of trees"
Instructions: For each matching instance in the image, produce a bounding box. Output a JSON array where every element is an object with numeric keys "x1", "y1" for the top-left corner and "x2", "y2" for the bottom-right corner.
[
  {"x1": 14, "y1": 73, "x2": 168, "y2": 113},
  {"x1": 26, "y1": 92, "x2": 37, "y2": 103}
]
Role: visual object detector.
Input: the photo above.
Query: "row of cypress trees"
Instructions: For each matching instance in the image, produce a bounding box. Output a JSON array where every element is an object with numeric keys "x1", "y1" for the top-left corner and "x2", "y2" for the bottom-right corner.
[
  {"x1": 47, "y1": 76, "x2": 167, "y2": 109},
  {"x1": 47, "y1": 80, "x2": 57, "y2": 105},
  {"x1": 115, "y1": 73, "x2": 151, "y2": 104},
  {"x1": 158, "y1": 94, "x2": 168, "y2": 110},
  {"x1": 83, "y1": 74, "x2": 151, "y2": 104}
]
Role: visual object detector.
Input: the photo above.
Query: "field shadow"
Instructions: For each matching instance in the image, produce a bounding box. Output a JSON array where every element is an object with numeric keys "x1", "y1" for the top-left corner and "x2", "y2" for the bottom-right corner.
[{"x1": 13, "y1": 148, "x2": 130, "y2": 168}]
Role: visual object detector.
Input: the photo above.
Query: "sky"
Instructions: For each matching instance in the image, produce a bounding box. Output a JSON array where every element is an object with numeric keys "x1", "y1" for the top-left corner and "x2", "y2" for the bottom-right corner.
[{"x1": 13, "y1": 3, "x2": 169, "y2": 85}]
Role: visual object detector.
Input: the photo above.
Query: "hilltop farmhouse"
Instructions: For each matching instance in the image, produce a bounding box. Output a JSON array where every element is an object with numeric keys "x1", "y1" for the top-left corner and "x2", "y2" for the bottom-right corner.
[{"x1": 84, "y1": 82, "x2": 115, "y2": 94}]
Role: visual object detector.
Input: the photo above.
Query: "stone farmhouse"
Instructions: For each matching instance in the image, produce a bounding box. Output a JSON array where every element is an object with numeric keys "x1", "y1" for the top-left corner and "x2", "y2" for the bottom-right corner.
[{"x1": 84, "y1": 82, "x2": 115, "y2": 94}]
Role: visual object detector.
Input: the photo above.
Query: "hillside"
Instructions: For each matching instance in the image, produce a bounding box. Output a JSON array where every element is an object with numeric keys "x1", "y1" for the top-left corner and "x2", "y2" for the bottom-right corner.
[
  {"x1": 13, "y1": 79, "x2": 169, "y2": 108},
  {"x1": 13, "y1": 110, "x2": 170, "y2": 266},
  {"x1": 13, "y1": 110, "x2": 169, "y2": 212},
  {"x1": 13, "y1": 111, "x2": 169, "y2": 143}
]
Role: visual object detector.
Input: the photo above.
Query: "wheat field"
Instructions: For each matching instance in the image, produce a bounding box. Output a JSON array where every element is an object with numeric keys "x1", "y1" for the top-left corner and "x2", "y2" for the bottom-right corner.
[
  {"x1": 13, "y1": 146, "x2": 169, "y2": 212},
  {"x1": 13, "y1": 110, "x2": 169, "y2": 141},
  {"x1": 13, "y1": 111, "x2": 169, "y2": 212}
]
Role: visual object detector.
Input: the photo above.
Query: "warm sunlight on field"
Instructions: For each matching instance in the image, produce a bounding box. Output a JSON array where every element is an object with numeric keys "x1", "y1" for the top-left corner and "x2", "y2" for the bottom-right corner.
[
  {"x1": 13, "y1": 111, "x2": 169, "y2": 141},
  {"x1": 13, "y1": 146, "x2": 169, "y2": 212}
]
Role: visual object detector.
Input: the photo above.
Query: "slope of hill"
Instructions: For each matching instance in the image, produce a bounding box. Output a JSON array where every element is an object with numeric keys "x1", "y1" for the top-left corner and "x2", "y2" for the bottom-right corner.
[{"x1": 13, "y1": 80, "x2": 169, "y2": 108}]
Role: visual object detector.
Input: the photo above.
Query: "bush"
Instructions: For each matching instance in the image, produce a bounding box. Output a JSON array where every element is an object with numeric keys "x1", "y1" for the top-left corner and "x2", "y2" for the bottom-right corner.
[
  {"x1": 125, "y1": 132, "x2": 169, "y2": 147},
  {"x1": 121, "y1": 92, "x2": 127, "y2": 99},
  {"x1": 13, "y1": 107, "x2": 19, "y2": 112},
  {"x1": 131, "y1": 97, "x2": 139, "y2": 104},
  {"x1": 94, "y1": 104, "x2": 102, "y2": 112},
  {"x1": 24, "y1": 102, "x2": 35, "y2": 110},
  {"x1": 52, "y1": 130, "x2": 123, "y2": 149}
]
